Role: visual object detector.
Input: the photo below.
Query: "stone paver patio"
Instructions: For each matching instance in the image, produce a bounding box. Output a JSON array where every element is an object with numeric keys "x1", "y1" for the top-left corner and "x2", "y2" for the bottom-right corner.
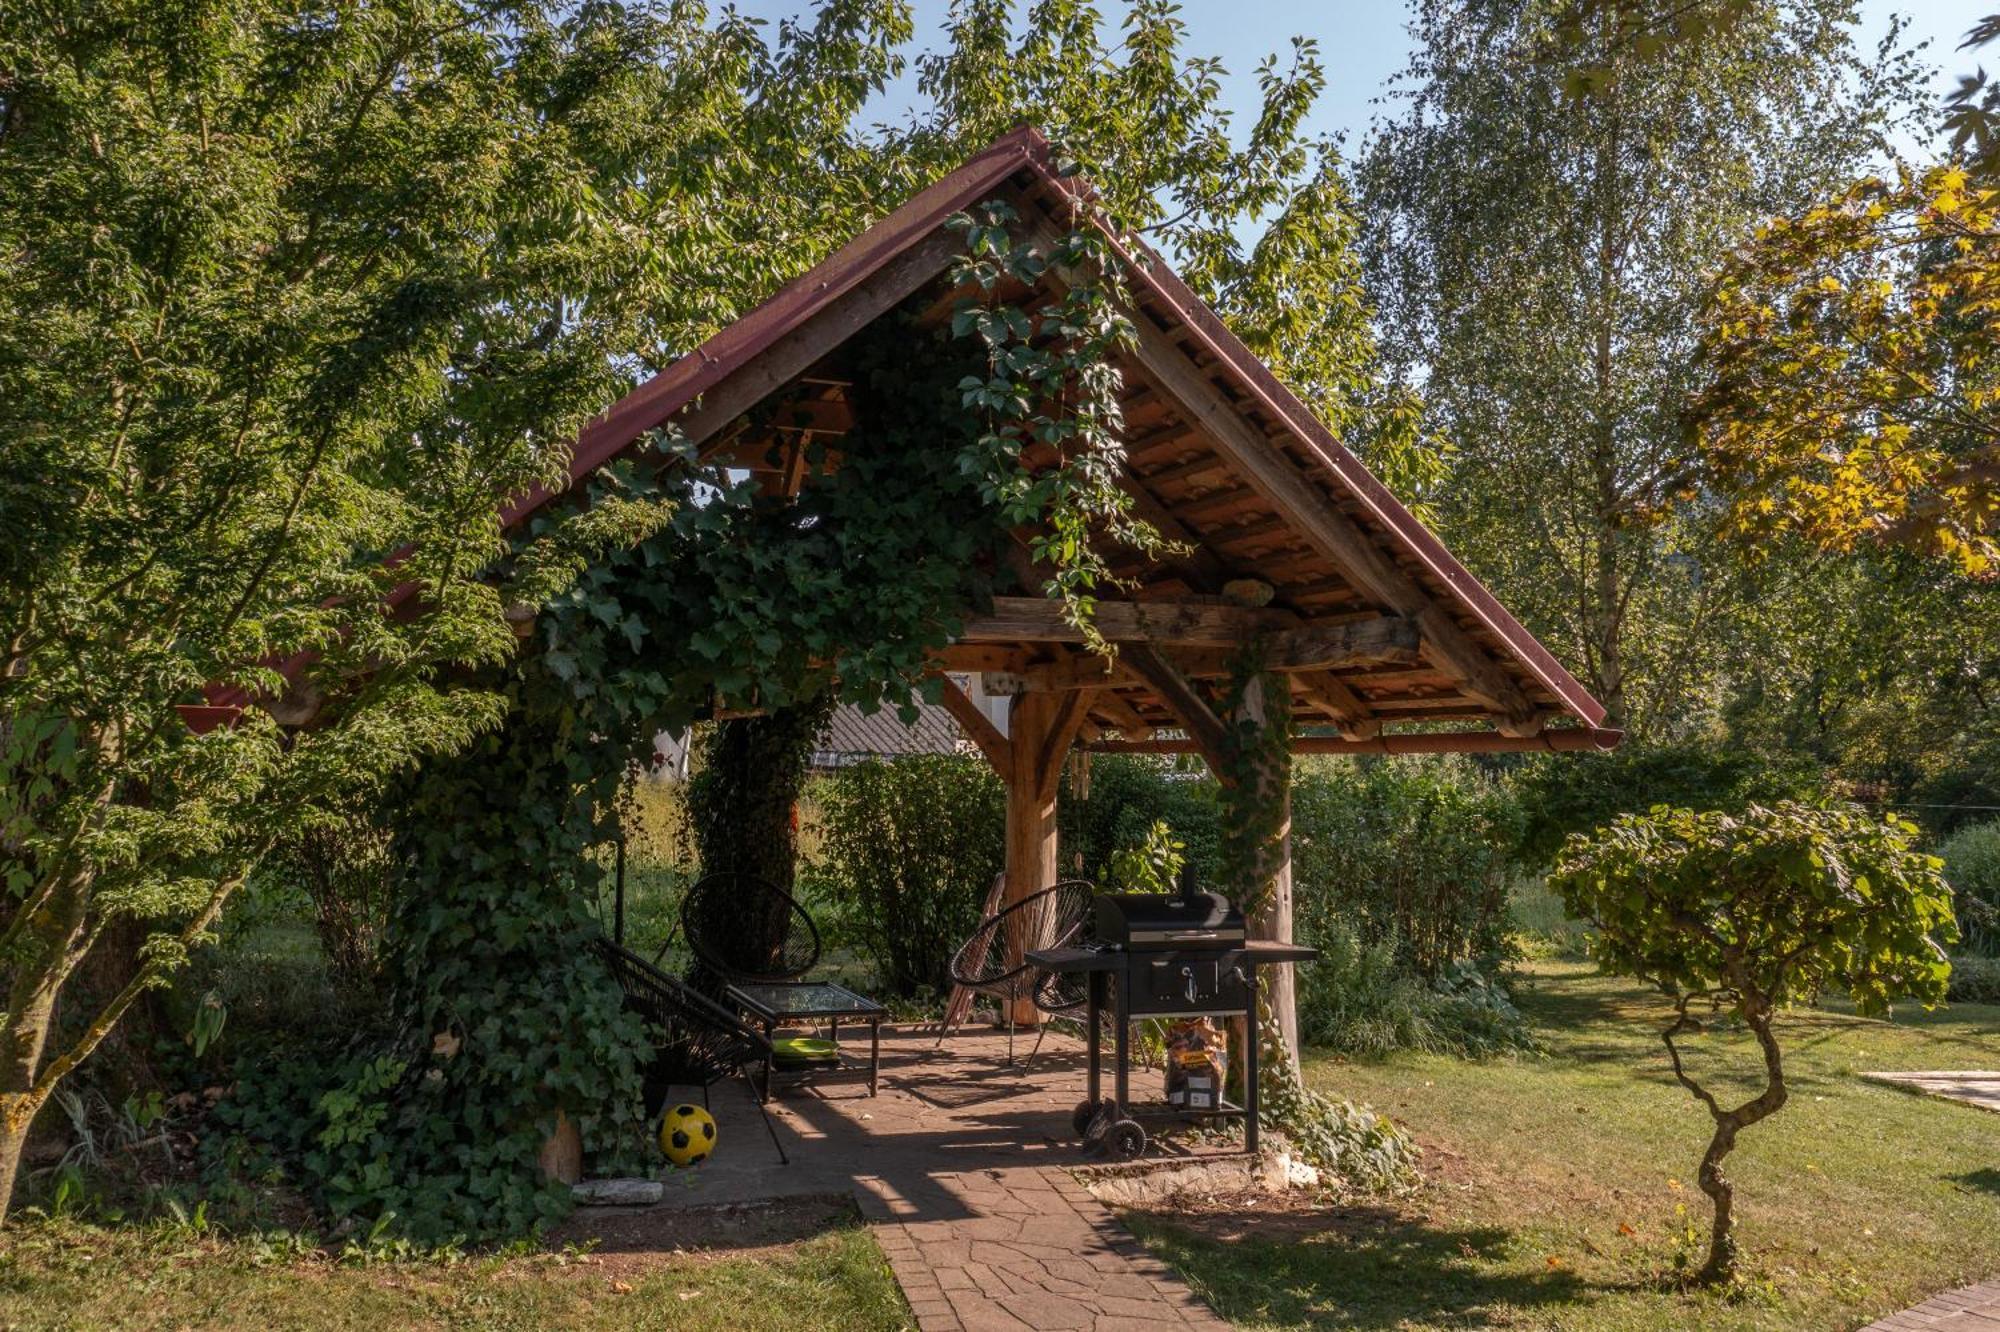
[
  {"x1": 611, "y1": 1023, "x2": 1232, "y2": 1331},
  {"x1": 1862, "y1": 1070, "x2": 2000, "y2": 1115}
]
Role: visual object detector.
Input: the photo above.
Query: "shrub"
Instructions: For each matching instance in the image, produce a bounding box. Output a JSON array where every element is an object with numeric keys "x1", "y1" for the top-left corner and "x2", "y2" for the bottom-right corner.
[
  {"x1": 1297, "y1": 919, "x2": 1536, "y2": 1057},
  {"x1": 1511, "y1": 740, "x2": 1821, "y2": 868},
  {"x1": 1941, "y1": 819, "x2": 2000, "y2": 956},
  {"x1": 1290, "y1": 756, "x2": 1523, "y2": 979},
  {"x1": 1553, "y1": 801, "x2": 1955, "y2": 1283},
  {"x1": 262, "y1": 813, "x2": 396, "y2": 986},
  {"x1": 1062, "y1": 756, "x2": 1220, "y2": 886},
  {"x1": 811, "y1": 755, "x2": 1005, "y2": 998},
  {"x1": 1947, "y1": 954, "x2": 2000, "y2": 1004}
]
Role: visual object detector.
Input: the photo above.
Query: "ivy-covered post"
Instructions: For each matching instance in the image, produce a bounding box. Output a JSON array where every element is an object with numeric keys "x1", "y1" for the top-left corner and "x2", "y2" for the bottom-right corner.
[{"x1": 1220, "y1": 667, "x2": 1299, "y2": 1076}]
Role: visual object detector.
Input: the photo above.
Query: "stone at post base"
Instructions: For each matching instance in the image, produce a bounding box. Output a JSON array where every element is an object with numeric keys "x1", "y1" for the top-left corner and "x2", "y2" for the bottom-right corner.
[
  {"x1": 537, "y1": 1110, "x2": 583, "y2": 1185},
  {"x1": 571, "y1": 1177, "x2": 665, "y2": 1207}
]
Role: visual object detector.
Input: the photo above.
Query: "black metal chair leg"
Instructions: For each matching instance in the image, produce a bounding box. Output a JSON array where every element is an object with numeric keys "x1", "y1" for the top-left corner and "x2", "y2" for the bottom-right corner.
[
  {"x1": 1022, "y1": 1020, "x2": 1050, "y2": 1074},
  {"x1": 756, "y1": 1089, "x2": 790, "y2": 1166}
]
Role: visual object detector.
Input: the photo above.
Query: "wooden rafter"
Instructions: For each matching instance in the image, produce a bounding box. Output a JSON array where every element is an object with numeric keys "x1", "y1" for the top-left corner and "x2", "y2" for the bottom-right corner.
[
  {"x1": 1120, "y1": 644, "x2": 1232, "y2": 778},
  {"x1": 1123, "y1": 312, "x2": 1540, "y2": 729}
]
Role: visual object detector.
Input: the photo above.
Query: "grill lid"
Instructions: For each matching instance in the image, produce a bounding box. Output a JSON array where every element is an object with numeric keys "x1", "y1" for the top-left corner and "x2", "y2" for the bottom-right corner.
[{"x1": 1094, "y1": 867, "x2": 1246, "y2": 950}]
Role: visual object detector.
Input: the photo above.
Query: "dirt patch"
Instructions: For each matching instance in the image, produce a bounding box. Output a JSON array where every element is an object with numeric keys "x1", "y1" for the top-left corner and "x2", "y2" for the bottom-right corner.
[{"x1": 544, "y1": 1192, "x2": 860, "y2": 1274}]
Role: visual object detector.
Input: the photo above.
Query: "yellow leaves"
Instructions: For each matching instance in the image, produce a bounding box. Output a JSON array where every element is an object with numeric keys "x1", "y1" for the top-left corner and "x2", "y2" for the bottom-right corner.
[{"x1": 1817, "y1": 275, "x2": 1844, "y2": 294}]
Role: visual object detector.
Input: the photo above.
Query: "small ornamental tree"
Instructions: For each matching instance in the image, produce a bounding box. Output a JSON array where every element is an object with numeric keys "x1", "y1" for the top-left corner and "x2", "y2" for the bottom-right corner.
[{"x1": 1552, "y1": 801, "x2": 1956, "y2": 1284}]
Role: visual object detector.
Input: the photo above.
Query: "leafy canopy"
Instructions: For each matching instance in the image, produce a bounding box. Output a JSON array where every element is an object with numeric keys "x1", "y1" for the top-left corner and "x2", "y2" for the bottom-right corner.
[
  {"x1": 1552, "y1": 802, "x2": 1956, "y2": 1015},
  {"x1": 1693, "y1": 166, "x2": 2000, "y2": 573}
]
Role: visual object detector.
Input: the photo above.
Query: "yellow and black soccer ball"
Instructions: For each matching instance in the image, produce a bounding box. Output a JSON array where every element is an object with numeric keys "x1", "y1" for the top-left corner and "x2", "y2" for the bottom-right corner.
[{"x1": 659, "y1": 1103, "x2": 717, "y2": 1167}]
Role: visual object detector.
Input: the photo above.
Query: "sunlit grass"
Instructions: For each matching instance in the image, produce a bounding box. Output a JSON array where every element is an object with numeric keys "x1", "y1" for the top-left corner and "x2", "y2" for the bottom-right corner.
[{"x1": 1129, "y1": 958, "x2": 2000, "y2": 1331}]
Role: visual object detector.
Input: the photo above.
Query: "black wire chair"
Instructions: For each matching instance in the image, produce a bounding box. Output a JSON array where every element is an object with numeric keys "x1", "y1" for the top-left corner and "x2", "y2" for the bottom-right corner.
[
  {"x1": 679, "y1": 872, "x2": 822, "y2": 985},
  {"x1": 940, "y1": 879, "x2": 1096, "y2": 1065},
  {"x1": 591, "y1": 937, "x2": 792, "y2": 1163}
]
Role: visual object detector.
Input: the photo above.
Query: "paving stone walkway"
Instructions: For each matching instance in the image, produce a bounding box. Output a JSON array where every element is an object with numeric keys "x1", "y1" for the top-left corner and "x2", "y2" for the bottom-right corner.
[
  {"x1": 632, "y1": 1024, "x2": 1232, "y2": 1331},
  {"x1": 1862, "y1": 1280, "x2": 2000, "y2": 1330},
  {"x1": 1862, "y1": 1070, "x2": 2000, "y2": 1115}
]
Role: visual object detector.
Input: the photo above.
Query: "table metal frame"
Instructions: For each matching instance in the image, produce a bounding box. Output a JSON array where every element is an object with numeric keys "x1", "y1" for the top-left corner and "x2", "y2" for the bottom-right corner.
[{"x1": 725, "y1": 980, "x2": 886, "y2": 1098}]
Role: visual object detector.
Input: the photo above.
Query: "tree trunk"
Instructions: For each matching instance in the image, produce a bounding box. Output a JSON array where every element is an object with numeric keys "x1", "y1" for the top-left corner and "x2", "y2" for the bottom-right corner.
[
  {"x1": 1663, "y1": 991, "x2": 1788, "y2": 1285},
  {"x1": 0, "y1": 865, "x2": 92, "y2": 1225},
  {"x1": 1590, "y1": 58, "x2": 1629, "y2": 732},
  {"x1": 1696, "y1": 1115, "x2": 1742, "y2": 1282}
]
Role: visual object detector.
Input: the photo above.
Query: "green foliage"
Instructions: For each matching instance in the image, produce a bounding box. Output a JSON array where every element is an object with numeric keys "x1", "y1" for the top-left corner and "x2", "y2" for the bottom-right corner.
[
  {"x1": 1292, "y1": 757, "x2": 1523, "y2": 978},
  {"x1": 1297, "y1": 919, "x2": 1537, "y2": 1059},
  {"x1": 1553, "y1": 800, "x2": 1955, "y2": 1280},
  {"x1": 1254, "y1": 1051, "x2": 1419, "y2": 1192},
  {"x1": 1360, "y1": 0, "x2": 1924, "y2": 732},
  {"x1": 813, "y1": 755, "x2": 1005, "y2": 999},
  {"x1": 1692, "y1": 166, "x2": 2000, "y2": 572},
  {"x1": 1104, "y1": 821, "x2": 1186, "y2": 895},
  {"x1": 1942, "y1": 820, "x2": 2000, "y2": 956},
  {"x1": 1946, "y1": 953, "x2": 2000, "y2": 1004},
  {"x1": 1511, "y1": 742, "x2": 1821, "y2": 868},
  {"x1": 1062, "y1": 757, "x2": 1221, "y2": 887},
  {"x1": 1554, "y1": 802, "x2": 1955, "y2": 1015},
  {"x1": 903, "y1": 0, "x2": 1446, "y2": 503}
]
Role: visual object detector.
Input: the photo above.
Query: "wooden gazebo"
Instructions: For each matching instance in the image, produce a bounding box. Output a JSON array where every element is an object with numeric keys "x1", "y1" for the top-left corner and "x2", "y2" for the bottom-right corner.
[{"x1": 483, "y1": 127, "x2": 1617, "y2": 1052}]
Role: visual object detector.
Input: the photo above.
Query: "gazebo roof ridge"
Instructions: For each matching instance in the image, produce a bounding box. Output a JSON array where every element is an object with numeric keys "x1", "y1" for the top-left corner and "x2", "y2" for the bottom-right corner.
[{"x1": 199, "y1": 125, "x2": 1618, "y2": 755}]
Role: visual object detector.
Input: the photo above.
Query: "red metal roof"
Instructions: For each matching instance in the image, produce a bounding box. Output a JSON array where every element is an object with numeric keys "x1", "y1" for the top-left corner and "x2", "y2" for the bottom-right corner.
[{"x1": 187, "y1": 126, "x2": 1610, "y2": 740}]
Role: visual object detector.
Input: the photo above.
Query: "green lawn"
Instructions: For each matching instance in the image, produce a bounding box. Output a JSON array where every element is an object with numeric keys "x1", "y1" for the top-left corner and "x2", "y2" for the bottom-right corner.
[
  {"x1": 0, "y1": 1211, "x2": 910, "y2": 1331},
  {"x1": 1128, "y1": 958, "x2": 2000, "y2": 1331}
]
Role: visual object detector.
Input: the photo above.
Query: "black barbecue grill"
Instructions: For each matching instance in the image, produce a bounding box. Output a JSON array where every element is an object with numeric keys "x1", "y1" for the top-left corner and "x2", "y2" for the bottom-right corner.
[{"x1": 1027, "y1": 868, "x2": 1317, "y2": 1158}]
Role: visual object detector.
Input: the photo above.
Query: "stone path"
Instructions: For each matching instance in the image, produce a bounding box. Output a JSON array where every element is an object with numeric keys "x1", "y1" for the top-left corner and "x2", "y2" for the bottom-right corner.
[
  {"x1": 1862, "y1": 1070, "x2": 2000, "y2": 1115},
  {"x1": 629, "y1": 1024, "x2": 1232, "y2": 1331},
  {"x1": 1862, "y1": 1281, "x2": 2000, "y2": 1330}
]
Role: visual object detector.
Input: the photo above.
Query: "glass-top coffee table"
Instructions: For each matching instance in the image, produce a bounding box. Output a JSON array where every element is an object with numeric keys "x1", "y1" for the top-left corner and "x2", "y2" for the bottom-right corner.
[{"x1": 726, "y1": 980, "x2": 887, "y2": 1096}]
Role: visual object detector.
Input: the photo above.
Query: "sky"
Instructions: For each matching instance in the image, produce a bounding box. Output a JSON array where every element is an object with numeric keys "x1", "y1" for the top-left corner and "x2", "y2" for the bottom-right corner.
[{"x1": 730, "y1": 0, "x2": 1995, "y2": 157}]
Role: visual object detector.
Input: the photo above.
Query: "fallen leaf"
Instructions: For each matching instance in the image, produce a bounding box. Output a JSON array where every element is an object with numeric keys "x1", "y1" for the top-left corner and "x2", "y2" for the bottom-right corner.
[{"x1": 609, "y1": 1281, "x2": 633, "y2": 1295}]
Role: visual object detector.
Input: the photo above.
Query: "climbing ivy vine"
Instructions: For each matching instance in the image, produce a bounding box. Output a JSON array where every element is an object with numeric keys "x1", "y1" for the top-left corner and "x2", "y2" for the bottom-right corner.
[
  {"x1": 277, "y1": 207, "x2": 1181, "y2": 1240},
  {"x1": 1211, "y1": 643, "x2": 1419, "y2": 1191}
]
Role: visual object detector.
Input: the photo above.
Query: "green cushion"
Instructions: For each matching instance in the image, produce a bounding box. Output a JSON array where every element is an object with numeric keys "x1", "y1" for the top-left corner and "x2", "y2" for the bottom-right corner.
[{"x1": 771, "y1": 1036, "x2": 839, "y2": 1065}]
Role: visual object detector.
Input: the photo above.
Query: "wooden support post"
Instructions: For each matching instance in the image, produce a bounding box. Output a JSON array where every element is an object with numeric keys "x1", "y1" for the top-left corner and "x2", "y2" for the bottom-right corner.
[
  {"x1": 1000, "y1": 690, "x2": 1091, "y2": 1025},
  {"x1": 1236, "y1": 672, "x2": 1299, "y2": 1078}
]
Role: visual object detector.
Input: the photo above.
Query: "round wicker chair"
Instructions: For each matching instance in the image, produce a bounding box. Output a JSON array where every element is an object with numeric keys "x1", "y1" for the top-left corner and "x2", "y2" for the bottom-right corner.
[
  {"x1": 943, "y1": 879, "x2": 1095, "y2": 1065},
  {"x1": 590, "y1": 937, "x2": 791, "y2": 1162},
  {"x1": 679, "y1": 871, "x2": 821, "y2": 985}
]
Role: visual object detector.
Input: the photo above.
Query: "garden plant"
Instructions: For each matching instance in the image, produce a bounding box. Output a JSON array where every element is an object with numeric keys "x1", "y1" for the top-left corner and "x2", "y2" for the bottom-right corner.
[{"x1": 1552, "y1": 801, "x2": 1957, "y2": 1282}]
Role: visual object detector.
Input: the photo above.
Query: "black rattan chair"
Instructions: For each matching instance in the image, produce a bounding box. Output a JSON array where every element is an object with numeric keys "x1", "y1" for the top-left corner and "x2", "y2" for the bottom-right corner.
[
  {"x1": 591, "y1": 937, "x2": 792, "y2": 1163},
  {"x1": 940, "y1": 879, "x2": 1095, "y2": 1065},
  {"x1": 679, "y1": 872, "x2": 822, "y2": 985}
]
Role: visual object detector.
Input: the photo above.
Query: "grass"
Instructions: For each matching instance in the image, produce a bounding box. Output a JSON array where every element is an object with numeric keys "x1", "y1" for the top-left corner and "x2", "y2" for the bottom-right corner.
[
  {"x1": 0, "y1": 1211, "x2": 910, "y2": 1331},
  {"x1": 1127, "y1": 958, "x2": 2000, "y2": 1331}
]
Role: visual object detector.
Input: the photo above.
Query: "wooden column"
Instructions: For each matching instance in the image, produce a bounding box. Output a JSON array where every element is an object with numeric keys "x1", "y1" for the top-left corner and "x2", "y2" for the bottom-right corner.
[
  {"x1": 1000, "y1": 690, "x2": 1089, "y2": 1024},
  {"x1": 1236, "y1": 672, "x2": 1299, "y2": 1077}
]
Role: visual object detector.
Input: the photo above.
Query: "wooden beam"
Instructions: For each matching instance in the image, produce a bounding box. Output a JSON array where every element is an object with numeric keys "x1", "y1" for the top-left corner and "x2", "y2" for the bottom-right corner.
[
  {"x1": 931, "y1": 644, "x2": 1034, "y2": 674},
  {"x1": 1261, "y1": 616, "x2": 1420, "y2": 673},
  {"x1": 1084, "y1": 726, "x2": 1625, "y2": 756},
  {"x1": 1124, "y1": 313, "x2": 1539, "y2": 728},
  {"x1": 1088, "y1": 690, "x2": 1156, "y2": 741},
  {"x1": 1013, "y1": 653, "x2": 1137, "y2": 692},
  {"x1": 1031, "y1": 689, "x2": 1093, "y2": 801},
  {"x1": 958, "y1": 596, "x2": 1295, "y2": 647},
  {"x1": 1292, "y1": 671, "x2": 1381, "y2": 741},
  {"x1": 1121, "y1": 644, "x2": 1232, "y2": 777},
  {"x1": 932, "y1": 674, "x2": 1011, "y2": 775}
]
